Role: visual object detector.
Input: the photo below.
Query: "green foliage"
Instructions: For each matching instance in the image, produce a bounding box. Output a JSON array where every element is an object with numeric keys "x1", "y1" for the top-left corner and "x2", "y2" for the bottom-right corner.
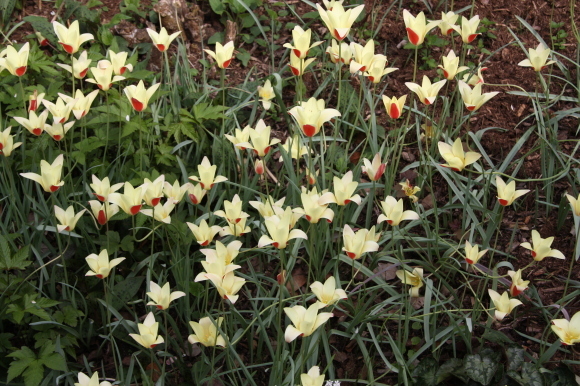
[
  {"x1": 0, "y1": 236, "x2": 31, "y2": 271},
  {"x1": 7, "y1": 342, "x2": 66, "y2": 386},
  {"x1": 550, "y1": 21, "x2": 568, "y2": 51}
]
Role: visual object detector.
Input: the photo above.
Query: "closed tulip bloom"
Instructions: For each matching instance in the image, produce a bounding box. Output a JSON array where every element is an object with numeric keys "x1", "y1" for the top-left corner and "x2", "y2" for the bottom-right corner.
[
  {"x1": 464, "y1": 241, "x2": 487, "y2": 265},
  {"x1": 214, "y1": 194, "x2": 250, "y2": 224},
  {"x1": 85, "y1": 249, "x2": 125, "y2": 279},
  {"x1": 325, "y1": 40, "x2": 352, "y2": 64},
  {"x1": 382, "y1": 95, "x2": 407, "y2": 119},
  {"x1": 316, "y1": 3, "x2": 365, "y2": 41},
  {"x1": 565, "y1": 193, "x2": 580, "y2": 216},
  {"x1": 88, "y1": 200, "x2": 119, "y2": 226},
  {"x1": 189, "y1": 156, "x2": 228, "y2": 190},
  {"x1": 109, "y1": 50, "x2": 133, "y2": 75},
  {"x1": 163, "y1": 180, "x2": 189, "y2": 204},
  {"x1": 236, "y1": 119, "x2": 281, "y2": 157},
  {"x1": 225, "y1": 126, "x2": 251, "y2": 149},
  {"x1": 438, "y1": 138, "x2": 481, "y2": 172},
  {"x1": 279, "y1": 136, "x2": 310, "y2": 162},
  {"x1": 459, "y1": 15, "x2": 480, "y2": 43},
  {"x1": 458, "y1": 81, "x2": 499, "y2": 112},
  {"x1": 257, "y1": 79, "x2": 275, "y2": 110},
  {"x1": 124, "y1": 80, "x2": 160, "y2": 112},
  {"x1": 140, "y1": 201, "x2": 174, "y2": 224},
  {"x1": 377, "y1": 196, "x2": 420, "y2": 226},
  {"x1": 439, "y1": 11, "x2": 459, "y2": 36},
  {"x1": 53, "y1": 20, "x2": 94, "y2": 54},
  {"x1": 57, "y1": 50, "x2": 91, "y2": 79},
  {"x1": 496, "y1": 176, "x2": 530, "y2": 206},
  {"x1": 254, "y1": 159, "x2": 265, "y2": 175},
  {"x1": 107, "y1": 182, "x2": 146, "y2": 215},
  {"x1": 86, "y1": 60, "x2": 125, "y2": 91},
  {"x1": 205, "y1": 41, "x2": 235, "y2": 69},
  {"x1": 188, "y1": 317, "x2": 226, "y2": 347},
  {"x1": 310, "y1": 276, "x2": 347, "y2": 308},
  {"x1": 258, "y1": 207, "x2": 307, "y2": 249},
  {"x1": 187, "y1": 219, "x2": 222, "y2": 246},
  {"x1": 284, "y1": 303, "x2": 333, "y2": 342},
  {"x1": 147, "y1": 27, "x2": 181, "y2": 52},
  {"x1": 45, "y1": 121, "x2": 75, "y2": 141},
  {"x1": 129, "y1": 312, "x2": 164, "y2": 349},
  {"x1": 142, "y1": 175, "x2": 165, "y2": 206},
  {"x1": 518, "y1": 43, "x2": 556, "y2": 71},
  {"x1": 0, "y1": 127, "x2": 22, "y2": 157},
  {"x1": 403, "y1": 10, "x2": 441, "y2": 46},
  {"x1": 146, "y1": 281, "x2": 185, "y2": 310},
  {"x1": 349, "y1": 40, "x2": 376, "y2": 73},
  {"x1": 399, "y1": 179, "x2": 421, "y2": 203},
  {"x1": 283, "y1": 26, "x2": 323, "y2": 59},
  {"x1": 20, "y1": 154, "x2": 65, "y2": 193},
  {"x1": 462, "y1": 66, "x2": 487, "y2": 85},
  {"x1": 28, "y1": 91, "x2": 45, "y2": 112},
  {"x1": 90, "y1": 175, "x2": 124, "y2": 202},
  {"x1": 294, "y1": 187, "x2": 336, "y2": 224},
  {"x1": 42, "y1": 96, "x2": 76, "y2": 124},
  {"x1": 405, "y1": 75, "x2": 447, "y2": 105},
  {"x1": 200, "y1": 240, "x2": 242, "y2": 266},
  {"x1": 342, "y1": 224, "x2": 379, "y2": 259},
  {"x1": 507, "y1": 269, "x2": 530, "y2": 296},
  {"x1": 361, "y1": 153, "x2": 386, "y2": 181},
  {"x1": 488, "y1": 289, "x2": 522, "y2": 321},
  {"x1": 364, "y1": 55, "x2": 398, "y2": 83},
  {"x1": 0, "y1": 42, "x2": 29, "y2": 76},
  {"x1": 289, "y1": 51, "x2": 315, "y2": 76},
  {"x1": 59, "y1": 90, "x2": 99, "y2": 120},
  {"x1": 14, "y1": 110, "x2": 49, "y2": 136},
  {"x1": 35, "y1": 31, "x2": 49, "y2": 46},
  {"x1": 205, "y1": 271, "x2": 246, "y2": 304},
  {"x1": 333, "y1": 171, "x2": 361, "y2": 205},
  {"x1": 54, "y1": 205, "x2": 86, "y2": 233},
  {"x1": 288, "y1": 97, "x2": 341, "y2": 137},
  {"x1": 438, "y1": 50, "x2": 469, "y2": 80},
  {"x1": 520, "y1": 230, "x2": 565, "y2": 261},
  {"x1": 249, "y1": 196, "x2": 285, "y2": 218},
  {"x1": 397, "y1": 267, "x2": 423, "y2": 297},
  {"x1": 187, "y1": 183, "x2": 207, "y2": 204},
  {"x1": 551, "y1": 311, "x2": 580, "y2": 346},
  {"x1": 301, "y1": 366, "x2": 325, "y2": 386}
]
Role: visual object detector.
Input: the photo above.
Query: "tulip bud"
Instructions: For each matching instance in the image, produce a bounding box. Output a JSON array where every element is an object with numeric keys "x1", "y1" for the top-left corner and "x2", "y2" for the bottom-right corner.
[{"x1": 255, "y1": 159, "x2": 265, "y2": 175}]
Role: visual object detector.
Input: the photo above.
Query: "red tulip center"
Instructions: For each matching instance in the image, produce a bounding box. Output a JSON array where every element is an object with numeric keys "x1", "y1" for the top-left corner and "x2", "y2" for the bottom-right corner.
[
  {"x1": 443, "y1": 70, "x2": 449, "y2": 79},
  {"x1": 290, "y1": 66, "x2": 300, "y2": 76},
  {"x1": 305, "y1": 215, "x2": 312, "y2": 222},
  {"x1": 347, "y1": 251, "x2": 356, "y2": 259},
  {"x1": 60, "y1": 42, "x2": 75, "y2": 54},
  {"x1": 359, "y1": 66, "x2": 366, "y2": 72},
  {"x1": 119, "y1": 66, "x2": 127, "y2": 75},
  {"x1": 0, "y1": 143, "x2": 3, "y2": 150},
  {"x1": 467, "y1": 106, "x2": 476, "y2": 111},
  {"x1": 97, "y1": 210, "x2": 107, "y2": 225},
  {"x1": 79, "y1": 68, "x2": 88, "y2": 78},
  {"x1": 96, "y1": 274, "x2": 104, "y2": 279},
  {"x1": 465, "y1": 258, "x2": 474, "y2": 264},
  {"x1": 424, "y1": 98, "x2": 431, "y2": 105},
  {"x1": 302, "y1": 124, "x2": 316, "y2": 137},
  {"x1": 32, "y1": 128, "x2": 41, "y2": 137},
  {"x1": 94, "y1": 193, "x2": 106, "y2": 202},
  {"x1": 131, "y1": 98, "x2": 144, "y2": 112},
  {"x1": 272, "y1": 242, "x2": 279, "y2": 248},
  {"x1": 156, "y1": 44, "x2": 166, "y2": 52},
  {"x1": 151, "y1": 197, "x2": 161, "y2": 206},
  {"x1": 50, "y1": 185, "x2": 60, "y2": 192},
  {"x1": 15, "y1": 66, "x2": 27, "y2": 76},
  {"x1": 498, "y1": 198, "x2": 509, "y2": 206},
  {"x1": 406, "y1": 28, "x2": 420, "y2": 45},
  {"x1": 333, "y1": 29, "x2": 346, "y2": 40},
  {"x1": 467, "y1": 34, "x2": 479, "y2": 43},
  {"x1": 189, "y1": 194, "x2": 199, "y2": 204},
  {"x1": 156, "y1": 305, "x2": 163, "y2": 310},
  {"x1": 222, "y1": 59, "x2": 232, "y2": 69},
  {"x1": 389, "y1": 104, "x2": 401, "y2": 119},
  {"x1": 531, "y1": 251, "x2": 537, "y2": 258},
  {"x1": 200, "y1": 240, "x2": 209, "y2": 246},
  {"x1": 387, "y1": 220, "x2": 393, "y2": 225},
  {"x1": 446, "y1": 28, "x2": 454, "y2": 35},
  {"x1": 29, "y1": 100, "x2": 38, "y2": 111},
  {"x1": 53, "y1": 135, "x2": 62, "y2": 141},
  {"x1": 130, "y1": 205, "x2": 142, "y2": 215},
  {"x1": 344, "y1": 199, "x2": 351, "y2": 204}
]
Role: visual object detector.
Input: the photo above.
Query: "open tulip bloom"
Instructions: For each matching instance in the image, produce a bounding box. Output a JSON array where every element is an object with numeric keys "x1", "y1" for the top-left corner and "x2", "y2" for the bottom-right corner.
[
  {"x1": 57, "y1": 50, "x2": 91, "y2": 79},
  {"x1": 284, "y1": 303, "x2": 333, "y2": 342},
  {"x1": 90, "y1": 175, "x2": 124, "y2": 202},
  {"x1": 301, "y1": 366, "x2": 325, "y2": 386},
  {"x1": 140, "y1": 201, "x2": 175, "y2": 224},
  {"x1": 518, "y1": 43, "x2": 556, "y2": 71},
  {"x1": 459, "y1": 15, "x2": 481, "y2": 43},
  {"x1": 45, "y1": 121, "x2": 75, "y2": 141},
  {"x1": 361, "y1": 153, "x2": 386, "y2": 181},
  {"x1": 382, "y1": 95, "x2": 407, "y2": 119},
  {"x1": 225, "y1": 126, "x2": 251, "y2": 149},
  {"x1": 187, "y1": 219, "x2": 222, "y2": 246},
  {"x1": 495, "y1": 176, "x2": 530, "y2": 206},
  {"x1": 147, "y1": 27, "x2": 181, "y2": 52},
  {"x1": 187, "y1": 183, "x2": 207, "y2": 205},
  {"x1": 249, "y1": 196, "x2": 285, "y2": 218},
  {"x1": 109, "y1": 50, "x2": 133, "y2": 75},
  {"x1": 257, "y1": 79, "x2": 275, "y2": 110},
  {"x1": 146, "y1": 281, "x2": 185, "y2": 310},
  {"x1": 60, "y1": 90, "x2": 99, "y2": 120},
  {"x1": 236, "y1": 119, "x2": 280, "y2": 157},
  {"x1": 129, "y1": 312, "x2": 164, "y2": 349},
  {"x1": 403, "y1": 10, "x2": 441, "y2": 46},
  {"x1": 552, "y1": 311, "x2": 580, "y2": 346},
  {"x1": 258, "y1": 207, "x2": 307, "y2": 249},
  {"x1": 439, "y1": 11, "x2": 459, "y2": 36},
  {"x1": 464, "y1": 241, "x2": 487, "y2": 265},
  {"x1": 201, "y1": 240, "x2": 242, "y2": 266},
  {"x1": 288, "y1": 97, "x2": 341, "y2": 137},
  {"x1": 204, "y1": 41, "x2": 235, "y2": 69},
  {"x1": 310, "y1": 276, "x2": 347, "y2": 308},
  {"x1": 85, "y1": 249, "x2": 125, "y2": 279},
  {"x1": 316, "y1": 3, "x2": 365, "y2": 41},
  {"x1": 86, "y1": 60, "x2": 125, "y2": 91},
  {"x1": 377, "y1": 196, "x2": 420, "y2": 226},
  {"x1": 205, "y1": 271, "x2": 246, "y2": 304},
  {"x1": 0, "y1": 42, "x2": 30, "y2": 76},
  {"x1": 488, "y1": 289, "x2": 522, "y2": 321},
  {"x1": 289, "y1": 52, "x2": 315, "y2": 76},
  {"x1": 507, "y1": 269, "x2": 529, "y2": 296},
  {"x1": 405, "y1": 75, "x2": 447, "y2": 105},
  {"x1": 54, "y1": 205, "x2": 86, "y2": 233},
  {"x1": 342, "y1": 225, "x2": 380, "y2": 260},
  {"x1": 142, "y1": 175, "x2": 165, "y2": 207},
  {"x1": 53, "y1": 20, "x2": 94, "y2": 54},
  {"x1": 565, "y1": 193, "x2": 580, "y2": 217},
  {"x1": 438, "y1": 138, "x2": 481, "y2": 172},
  {"x1": 349, "y1": 40, "x2": 376, "y2": 73},
  {"x1": 283, "y1": 26, "x2": 323, "y2": 59},
  {"x1": 0, "y1": 127, "x2": 22, "y2": 157},
  {"x1": 333, "y1": 171, "x2": 361, "y2": 205},
  {"x1": 188, "y1": 317, "x2": 226, "y2": 347},
  {"x1": 396, "y1": 267, "x2": 423, "y2": 297},
  {"x1": 124, "y1": 80, "x2": 160, "y2": 112},
  {"x1": 399, "y1": 179, "x2": 421, "y2": 203},
  {"x1": 364, "y1": 56, "x2": 398, "y2": 83},
  {"x1": 20, "y1": 154, "x2": 65, "y2": 193},
  {"x1": 163, "y1": 180, "x2": 190, "y2": 204},
  {"x1": 520, "y1": 230, "x2": 565, "y2": 261},
  {"x1": 294, "y1": 187, "x2": 336, "y2": 223},
  {"x1": 88, "y1": 200, "x2": 119, "y2": 226},
  {"x1": 189, "y1": 156, "x2": 228, "y2": 190},
  {"x1": 457, "y1": 81, "x2": 499, "y2": 112},
  {"x1": 14, "y1": 110, "x2": 49, "y2": 136},
  {"x1": 42, "y1": 96, "x2": 77, "y2": 124},
  {"x1": 108, "y1": 182, "x2": 146, "y2": 216},
  {"x1": 439, "y1": 50, "x2": 468, "y2": 80},
  {"x1": 75, "y1": 371, "x2": 113, "y2": 386},
  {"x1": 326, "y1": 40, "x2": 352, "y2": 64}
]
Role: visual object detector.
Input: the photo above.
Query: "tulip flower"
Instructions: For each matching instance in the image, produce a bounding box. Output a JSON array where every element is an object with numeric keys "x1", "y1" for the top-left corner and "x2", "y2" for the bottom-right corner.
[
  {"x1": 364, "y1": 55, "x2": 398, "y2": 83},
  {"x1": 333, "y1": 171, "x2": 361, "y2": 205},
  {"x1": 459, "y1": 15, "x2": 480, "y2": 43},
  {"x1": 288, "y1": 97, "x2": 341, "y2": 137},
  {"x1": 361, "y1": 153, "x2": 386, "y2": 181},
  {"x1": 289, "y1": 52, "x2": 315, "y2": 76},
  {"x1": 187, "y1": 219, "x2": 222, "y2": 246},
  {"x1": 220, "y1": 217, "x2": 251, "y2": 237},
  {"x1": 59, "y1": 90, "x2": 99, "y2": 120},
  {"x1": 551, "y1": 311, "x2": 580, "y2": 345},
  {"x1": 35, "y1": 32, "x2": 49, "y2": 47},
  {"x1": 0, "y1": 42, "x2": 29, "y2": 76},
  {"x1": 90, "y1": 175, "x2": 124, "y2": 202},
  {"x1": 129, "y1": 312, "x2": 164, "y2": 349},
  {"x1": 44, "y1": 121, "x2": 75, "y2": 141},
  {"x1": 382, "y1": 95, "x2": 407, "y2": 119},
  {"x1": 405, "y1": 75, "x2": 447, "y2": 105},
  {"x1": 236, "y1": 119, "x2": 280, "y2": 157},
  {"x1": 565, "y1": 193, "x2": 580, "y2": 216},
  {"x1": 53, "y1": 20, "x2": 94, "y2": 54},
  {"x1": 254, "y1": 159, "x2": 265, "y2": 175},
  {"x1": 507, "y1": 269, "x2": 529, "y2": 296},
  {"x1": 86, "y1": 60, "x2": 125, "y2": 91},
  {"x1": 316, "y1": 3, "x2": 365, "y2": 41},
  {"x1": 189, "y1": 156, "x2": 228, "y2": 190},
  {"x1": 163, "y1": 180, "x2": 189, "y2": 204},
  {"x1": 124, "y1": 80, "x2": 160, "y2": 112},
  {"x1": 107, "y1": 182, "x2": 146, "y2": 215},
  {"x1": 188, "y1": 317, "x2": 226, "y2": 347},
  {"x1": 257, "y1": 79, "x2": 275, "y2": 110},
  {"x1": 300, "y1": 366, "x2": 325, "y2": 386},
  {"x1": 75, "y1": 371, "x2": 113, "y2": 386},
  {"x1": 88, "y1": 200, "x2": 119, "y2": 226},
  {"x1": 396, "y1": 267, "x2": 423, "y2": 297},
  {"x1": 403, "y1": 10, "x2": 441, "y2": 46},
  {"x1": 462, "y1": 66, "x2": 486, "y2": 85},
  {"x1": 57, "y1": 51, "x2": 91, "y2": 79},
  {"x1": 518, "y1": 43, "x2": 556, "y2": 71},
  {"x1": 20, "y1": 154, "x2": 64, "y2": 193},
  {"x1": 214, "y1": 194, "x2": 250, "y2": 224},
  {"x1": 0, "y1": 127, "x2": 22, "y2": 157},
  {"x1": 377, "y1": 196, "x2": 420, "y2": 226},
  {"x1": 349, "y1": 40, "x2": 376, "y2": 73},
  {"x1": 399, "y1": 179, "x2": 421, "y2": 203},
  {"x1": 283, "y1": 26, "x2": 323, "y2": 59},
  {"x1": 146, "y1": 281, "x2": 185, "y2": 310},
  {"x1": 325, "y1": 40, "x2": 352, "y2": 64},
  {"x1": 311, "y1": 276, "x2": 347, "y2": 308},
  {"x1": 249, "y1": 196, "x2": 285, "y2": 218},
  {"x1": 187, "y1": 183, "x2": 207, "y2": 204},
  {"x1": 438, "y1": 50, "x2": 468, "y2": 80},
  {"x1": 140, "y1": 201, "x2": 174, "y2": 224},
  {"x1": 294, "y1": 187, "x2": 336, "y2": 223},
  {"x1": 342, "y1": 224, "x2": 379, "y2": 259},
  {"x1": 42, "y1": 96, "x2": 76, "y2": 124},
  {"x1": 306, "y1": 169, "x2": 318, "y2": 186},
  {"x1": 464, "y1": 241, "x2": 487, "y2": 265},
  {"x1": 322, "y1": 0, "x2": 343, "y2": 10},
  {"x1": 258, "y1": 207, "x2": 307, "y2": 249},
  {"x1": 195, "y1": 252, "x2": 241, "y2": 282},
  {"x1": 205, "y1": 271, "x2": 246, "y2": 304},
  {"x1": 200, "y1": 240, "x2": 242, "y2": 266},
  {"x1": 147, "y1": 27, "x2": 181, "y2": 52},
  {"x1": 284, "y1": 303, "x2": 333, "y2": 342},
  {"x1": 439, "y1": 11, "x2": 459, "y2": 36},
  {"x1": 438, "y1": 138, "x2": 481, "y2": 172},
  {"x1": 520, "y1": 230, "x2": 565, "y2": 261},
  {"x1": 488, "y1": 289, "x2": 522, "y2": 321},
  {"x1": 28, "y1": 91, "x2": 45, "y2": 112},
  {"x1": 109, "y1": 50, "x2": 133, "y2": 75},
  {"x1": 458, "y1": 81, "x2": 499, "y2": 112},
  {"x1": 225, "y1": 127, "x2": 251, "y2": 150},
  {"x1": 54, "y1": 205, "x2": 86, "y2": 233},
  {"x1": 279, "y1": 136, "x2": 310, "y2": 161},
  {"x1": 495, "y1": 176, "x2": 530, "y2": 206},
  {"x1": 204, "y1": 41, "x2": 235, "y2": 69},
  {"x1": 142, "y1": 175, "x2": 165, "y2": 206},
  {"x1": 85, "y1": 249, "x2": 125, "y2": 279}
]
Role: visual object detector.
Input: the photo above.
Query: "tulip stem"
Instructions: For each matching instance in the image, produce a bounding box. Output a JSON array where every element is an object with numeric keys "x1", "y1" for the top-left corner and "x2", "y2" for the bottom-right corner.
[
  {"x1": 365, "y1": 181, "x2": 376, "y2": 229},
  {"x1": 102, "y1": 92, "x2": 110, "y2": 172}
]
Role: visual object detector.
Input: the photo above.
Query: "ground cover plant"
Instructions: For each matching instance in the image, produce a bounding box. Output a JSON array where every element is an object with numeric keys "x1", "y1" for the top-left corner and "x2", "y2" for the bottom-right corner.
[{"x1": 0, "y1": 0, "x2": 579, "y2": 385}]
